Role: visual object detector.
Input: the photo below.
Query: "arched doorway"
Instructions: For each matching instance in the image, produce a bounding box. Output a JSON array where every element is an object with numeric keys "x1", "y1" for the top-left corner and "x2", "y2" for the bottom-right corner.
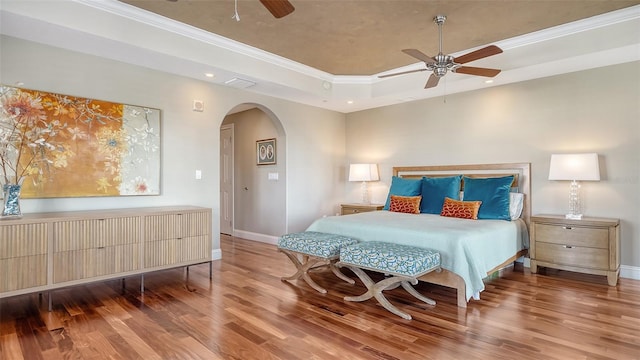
[{"x1": 220, "y1": 104, "x2": 286, "y2": 243}]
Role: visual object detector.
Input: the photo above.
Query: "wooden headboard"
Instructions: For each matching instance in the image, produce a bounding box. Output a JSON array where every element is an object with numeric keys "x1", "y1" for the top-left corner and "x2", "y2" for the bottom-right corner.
[{"x1": 393, "y1": 163, "x2": 531, "y2": 228}]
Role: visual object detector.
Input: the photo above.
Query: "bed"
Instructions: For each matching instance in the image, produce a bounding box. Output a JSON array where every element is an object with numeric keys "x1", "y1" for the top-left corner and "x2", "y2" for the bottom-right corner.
[{"x1": 307, "y1": 163, "x2": 531, "y2": 308}]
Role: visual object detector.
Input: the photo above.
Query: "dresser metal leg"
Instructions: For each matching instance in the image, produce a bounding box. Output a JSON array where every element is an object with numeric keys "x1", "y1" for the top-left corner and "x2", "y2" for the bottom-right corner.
[
  {"x1": 184, "y1": 266, "x2": 196, "y2": 292},
  {"x1": 140, "y1": 274, "x2": 144, "y2": 293}
]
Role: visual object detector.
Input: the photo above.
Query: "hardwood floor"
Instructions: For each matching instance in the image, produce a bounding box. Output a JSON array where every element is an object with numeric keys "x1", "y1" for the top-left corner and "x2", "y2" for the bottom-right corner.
[{"x1": 1, "y1": 235, "x2": 639, "y2": 359}]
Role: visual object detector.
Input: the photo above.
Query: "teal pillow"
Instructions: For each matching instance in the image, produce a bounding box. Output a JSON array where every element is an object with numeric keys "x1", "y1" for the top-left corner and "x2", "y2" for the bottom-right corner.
[
  {"x1": 383, "y1": 176, "x2": 422, "y2": 210},
  {"x1": 420, "y1": 175, "x2": 462, "y2": 214},
  {"x1": 462, "y1": 175, "x2": 514, "y2": 220}
]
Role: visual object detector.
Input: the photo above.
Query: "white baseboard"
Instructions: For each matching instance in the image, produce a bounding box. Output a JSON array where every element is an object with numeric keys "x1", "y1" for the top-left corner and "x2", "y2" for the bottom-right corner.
[
  {"x1": 620, "y1": 265, "x2": 640, "y2": 280},
  {"x1": 233, "y1": 229, "x2": 279, "y2": 245},
  {"x1": 211, "y1": 248, "x2": 222, "y2": 260}
]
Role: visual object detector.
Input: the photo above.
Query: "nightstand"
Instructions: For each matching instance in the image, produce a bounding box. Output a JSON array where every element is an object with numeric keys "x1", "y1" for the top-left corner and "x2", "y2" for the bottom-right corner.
[
  {"x1": 341, "y1": 203, "x2": 384, "y2": 215},
  {"x1": 530, "y1": 214, "x2": 620, "y2": 286}
]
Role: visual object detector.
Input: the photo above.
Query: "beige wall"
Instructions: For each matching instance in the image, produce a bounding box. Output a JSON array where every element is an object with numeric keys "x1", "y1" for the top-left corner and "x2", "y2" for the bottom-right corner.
[
  {"x1": 345, "y1": 61, "x2": 640, "y2": 269},
  {"x1": 1, "y1": 35, "x2": 347, "y2": 251}
]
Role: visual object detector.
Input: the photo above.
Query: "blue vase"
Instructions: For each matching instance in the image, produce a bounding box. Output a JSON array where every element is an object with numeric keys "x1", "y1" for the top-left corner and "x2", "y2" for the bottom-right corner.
[{"x1": 1, "y1": 183, "x2": 23, "y2": 219}]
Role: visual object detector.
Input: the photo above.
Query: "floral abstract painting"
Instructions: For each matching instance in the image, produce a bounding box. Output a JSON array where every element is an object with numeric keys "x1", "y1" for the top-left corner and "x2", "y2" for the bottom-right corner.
[{"x1": 0, "y1": 85, "x2": 160, "y2": 198}]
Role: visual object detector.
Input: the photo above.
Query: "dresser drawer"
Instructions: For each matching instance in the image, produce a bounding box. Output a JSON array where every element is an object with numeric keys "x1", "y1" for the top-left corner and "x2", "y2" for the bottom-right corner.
[
  {"x1": 54, "y1": 217, "x2": 140, "y2": 252},
  {"x1": 534, "y1": 223, "x2": 609, "y2": 248},
  {"x1": 144, "y1": 235, "x2": 210, "y2": 268},
  {"x1": 145, "y1": 211, "x2": 211, "y2": 241},
  {"x1": 0, "y1": 223, "x2": 48, "y2": 259},
  {"x1": 0, "y1": 255, "x2": 47, "y2": 292},
  {"x1": 53, "y1": 244, "x2": 140, "y2": 283},
  {"x1": 0, "y1": 223, "x2": 48, "y2": 292},
  {"x1": 536, "y1": 242, "x2": 608, "y2": 269}
]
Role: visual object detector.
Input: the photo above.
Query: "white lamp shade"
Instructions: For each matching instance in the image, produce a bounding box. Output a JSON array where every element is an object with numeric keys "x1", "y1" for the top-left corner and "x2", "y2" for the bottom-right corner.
[
  {"x1": 349, "y1": 164, "x2": 380, "y2": 182},
  {"x1": 548, "y1": 153, "x2": 600, "y2": 181}
]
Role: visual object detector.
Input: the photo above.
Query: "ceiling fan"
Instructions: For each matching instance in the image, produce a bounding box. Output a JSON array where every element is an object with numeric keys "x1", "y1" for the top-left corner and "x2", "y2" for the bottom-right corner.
[
  {"x1": 259, "y1": 0, "x2": 295, "y2": 18},
  {"x1": 379, "y1": 15, "x2": 503, "y2": 89},
  {"x1": 168, "y1": 0, "x2": 294, "y2": 19}
]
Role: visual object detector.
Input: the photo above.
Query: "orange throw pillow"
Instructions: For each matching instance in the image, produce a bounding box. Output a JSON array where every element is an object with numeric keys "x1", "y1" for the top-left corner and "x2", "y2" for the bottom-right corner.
[
  {"x1": 440, "y1": 197, "x2": 482, "y2": 220},
  {"x1": 389, "y1": 195, "x2": 422, "y2": 214}
]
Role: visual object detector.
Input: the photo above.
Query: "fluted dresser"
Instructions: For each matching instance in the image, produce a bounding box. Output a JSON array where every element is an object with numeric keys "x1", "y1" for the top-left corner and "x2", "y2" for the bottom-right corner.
[{"x1": 0, "y1": 206, "x2": 212, "y2": 305}]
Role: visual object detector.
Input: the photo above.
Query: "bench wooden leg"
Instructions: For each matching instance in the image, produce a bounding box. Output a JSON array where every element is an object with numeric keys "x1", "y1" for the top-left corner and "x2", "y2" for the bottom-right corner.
[
  {"x1": 401, "y1": 281, "x2": 435, "y2": 306},
  {"x1": 280, "y1": 249, "x2": 355, "y2": 293},
  {"x1": 329, "y1": 262, "x2": 355, "y2": 285},
  {"x1": 340, "y1": 265, "x2": 437, "y2": 320},
  {"x1": 280, "y1": 250, "x2": 330, "y2": 293},
  {"x1": 341, "y1": 265, "x2": 418, "y2": 320}
]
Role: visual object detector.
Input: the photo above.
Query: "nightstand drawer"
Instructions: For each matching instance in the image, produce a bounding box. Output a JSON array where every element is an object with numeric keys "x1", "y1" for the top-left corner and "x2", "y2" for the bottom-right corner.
[
  {"x1": 342, "y1": 208, "x2": 365, "y2": 215},
  {"x1": 534, "y1": 223, "x2": 608, "y2": 248},
  {"x1": 536, "y1": 242, "x2": 608, "y2": 269},
  {"x1": 340, "y1": 204, "x2": 383, "y2": 215}
]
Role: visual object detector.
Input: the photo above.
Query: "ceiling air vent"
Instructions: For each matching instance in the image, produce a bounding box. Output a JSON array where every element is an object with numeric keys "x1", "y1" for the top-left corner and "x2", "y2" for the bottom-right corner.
[{"x1": 224, "y1": 78, "x2": 256, "y2": 89}]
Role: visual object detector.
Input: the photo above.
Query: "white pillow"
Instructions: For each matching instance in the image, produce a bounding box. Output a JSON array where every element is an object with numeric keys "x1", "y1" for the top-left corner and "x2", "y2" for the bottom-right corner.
[
  {"x1": 509, "y1": 193, "x2": 524, "y2": 220},
  {"x1": 461, "y1": 191, "x2": 523, "y2": 220}
]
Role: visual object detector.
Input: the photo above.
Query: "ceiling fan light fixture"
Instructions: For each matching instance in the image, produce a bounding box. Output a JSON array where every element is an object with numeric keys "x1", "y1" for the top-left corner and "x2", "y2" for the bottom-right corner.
[
  {"x1": 434, "y1": 14, "x2": 447, "y2": 26},
  {"x1": 434, "y1": 67, "x2": 447, "y2": 77}
]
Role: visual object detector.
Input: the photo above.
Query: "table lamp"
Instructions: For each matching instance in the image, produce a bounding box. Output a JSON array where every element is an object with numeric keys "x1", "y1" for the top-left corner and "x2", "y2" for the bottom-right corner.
[
  {"x1": 548, "y1": 153, "x2": 600, "y2": 220},
  {"x1": 349, "y1": 164, "x2": 379, "y2": 204}
]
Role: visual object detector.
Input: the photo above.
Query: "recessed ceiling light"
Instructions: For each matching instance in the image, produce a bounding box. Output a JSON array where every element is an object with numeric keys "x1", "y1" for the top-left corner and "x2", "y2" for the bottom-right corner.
[
  {"x1": 484, "y1": 79, "x2": 494, "y2": 84},
  {"x1": 205, "y1": 73, "x2": 215, "y2": 78},
  {"x1": 347, "y1": 100, "x2": 354, "y2": 104}
]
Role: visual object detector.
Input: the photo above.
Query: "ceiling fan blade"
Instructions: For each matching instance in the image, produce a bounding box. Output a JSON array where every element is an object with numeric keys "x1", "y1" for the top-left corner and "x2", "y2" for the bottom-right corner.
[
  {"x1": 455, "y1": 66, "x2": 501, "y2": 77},
  {"x1": 425, "y1": 74, "x2": 440, "y2": 89},
  {"x1": 454, "y1": 45, "x2": 503, "y2": 64},
  {"x1": 259, "y1": 0, "x2": 295, "y2": 18},
  {"x1": 402, "y1": 49, "x2": 435, "y2": 65},
  {"x1": 378, "y1": 68, "x2": 427, "y2": 78}
]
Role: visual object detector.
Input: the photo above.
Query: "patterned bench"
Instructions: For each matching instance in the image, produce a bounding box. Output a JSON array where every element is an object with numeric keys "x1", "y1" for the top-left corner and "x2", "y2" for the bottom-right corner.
[
  {"x1": 277, "y1": 231, "x2": 359, "y2": 294},
  {"x1": 338, "y1": 241, "x2": 441, "y2": 320}
]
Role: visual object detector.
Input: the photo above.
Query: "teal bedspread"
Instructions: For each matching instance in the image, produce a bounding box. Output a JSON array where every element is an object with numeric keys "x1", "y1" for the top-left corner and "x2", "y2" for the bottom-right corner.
[{"x1": 307, "y1": 211, "x2": 529, "y2": 301}]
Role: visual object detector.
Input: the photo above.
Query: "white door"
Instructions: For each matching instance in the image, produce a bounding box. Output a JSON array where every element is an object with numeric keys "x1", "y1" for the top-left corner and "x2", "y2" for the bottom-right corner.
[{"x1": 220, "y1": 125, "x2": 234, "y2": 235}]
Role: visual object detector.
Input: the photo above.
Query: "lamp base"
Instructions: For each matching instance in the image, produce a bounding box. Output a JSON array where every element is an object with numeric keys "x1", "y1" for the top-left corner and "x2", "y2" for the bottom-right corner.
[
  {"x1": 565, "y1": 213, "x2": 583, "y2": 220},
  {"x1": 360, "y1": 181, "x2": 370, "y2": 204}
]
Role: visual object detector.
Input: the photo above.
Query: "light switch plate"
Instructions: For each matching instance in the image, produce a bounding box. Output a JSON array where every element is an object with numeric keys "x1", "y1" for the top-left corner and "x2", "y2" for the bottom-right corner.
[{"x1": 195, "y1": 170, "x2": 202, "y2": 179}]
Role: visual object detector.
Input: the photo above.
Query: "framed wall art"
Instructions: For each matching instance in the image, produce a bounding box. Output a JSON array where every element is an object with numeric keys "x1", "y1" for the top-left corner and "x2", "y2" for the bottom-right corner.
[
  {"x1": 0, "y1": 85, "x2": 161, "y2": 198},
  {"x1": 256, "y1": 138, "x2": 276, "y2": 165}
]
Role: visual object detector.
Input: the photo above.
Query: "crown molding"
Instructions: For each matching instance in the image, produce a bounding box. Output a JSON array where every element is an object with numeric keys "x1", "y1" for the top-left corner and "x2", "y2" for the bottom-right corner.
[
  {"x1": 496, "y1": 4, "x2": 640, "y2": 50},
  {"x1": 73, "y1": 0, "x2": 334, "y2": 80}
]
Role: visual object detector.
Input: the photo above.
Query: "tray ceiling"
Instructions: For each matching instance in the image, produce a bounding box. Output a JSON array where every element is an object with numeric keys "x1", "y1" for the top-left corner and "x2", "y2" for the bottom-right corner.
[{"x1": 121, "y1": 0, "x2": 639, "y2": 75}]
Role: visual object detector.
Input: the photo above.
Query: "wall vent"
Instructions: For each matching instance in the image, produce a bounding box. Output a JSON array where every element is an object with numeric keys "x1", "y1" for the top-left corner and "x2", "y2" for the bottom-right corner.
[{"x1": 224, "y1": 78, "x2": 256, "y2": 89}]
